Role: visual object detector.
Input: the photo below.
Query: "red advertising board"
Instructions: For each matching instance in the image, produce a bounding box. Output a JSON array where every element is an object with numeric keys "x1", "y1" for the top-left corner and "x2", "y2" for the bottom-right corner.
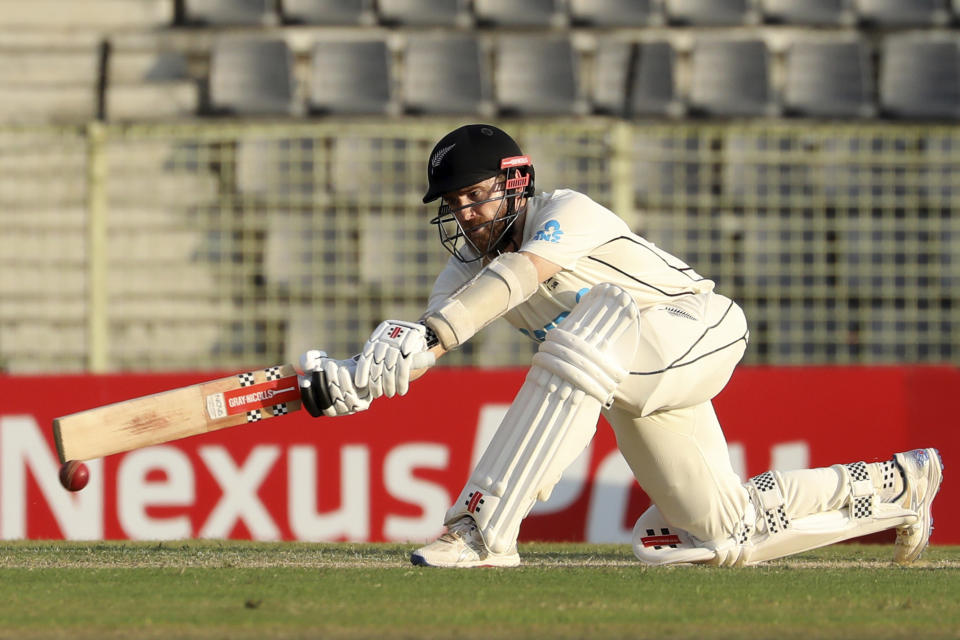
[{"x1": 0, "y1": 366, "x2": 956, "y2": 547}]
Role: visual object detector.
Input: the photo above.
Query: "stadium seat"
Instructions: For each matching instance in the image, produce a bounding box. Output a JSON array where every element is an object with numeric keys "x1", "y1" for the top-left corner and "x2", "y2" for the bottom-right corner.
[
  {"x1": 666, "y1": 0, "x2": 757, "y2": 25},
  {"x1": 495, "y1": 35, "x2": 580, "y2": 115},
  {"x1": 474, "y1": 0, "x2": 564, "y2": 27},
  {"x1": 854, "y1": 0, "x2": 950, "y2": 25},
  {"x1": 761, "y1": 0, "x2": 854, "y2": 25},
  {"x1": 689, "y1": 39, "x2": 773, "y2": 117},
  {"x1": 282, "y1": 0, "x2": 372, "y2": 24},
  {"x1": 569, "y1": 0, "x2": 660, "y2": 26},
  {"x1": 379, "y1": 0, "x2": 469, "y2": 25},
  {"x1": 402, "y1": 35, "x2": 489, "y2": 114},
  {"x1": 309, "y1": 39, "x2": 392, "y2": 114},
  {"x1": 880, "y1": 35, "x2": 960, "y2": 119},
  {"x1": 183, "y1": 0, "x2": 278, "y2": 25},
  {"x1": 593, "y1": 40, "x2": 680, "y2": 117},
  {"x1": 208, "y1": 39, "x2": 296, "y2": 116},
  {"x1": 783, "y1": 38, "x2": 875, "y2": 118}
]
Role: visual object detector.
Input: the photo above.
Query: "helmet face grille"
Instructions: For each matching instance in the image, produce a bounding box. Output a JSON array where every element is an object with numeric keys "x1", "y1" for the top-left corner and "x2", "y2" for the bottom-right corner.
[{"x1": 429, "y1": 167, "x2": 529, "y2": 263}]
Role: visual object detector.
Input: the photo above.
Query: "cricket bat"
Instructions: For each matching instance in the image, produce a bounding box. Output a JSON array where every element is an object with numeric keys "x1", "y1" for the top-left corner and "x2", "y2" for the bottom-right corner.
[{"x1": 53, "y1": 364, "x2": 333, "y2": 463}]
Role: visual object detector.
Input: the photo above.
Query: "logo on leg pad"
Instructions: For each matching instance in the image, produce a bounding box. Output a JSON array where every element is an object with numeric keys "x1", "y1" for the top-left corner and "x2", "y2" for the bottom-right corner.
[{"x1": 466, "y1": 491, "x2": 485, "y2": 513}]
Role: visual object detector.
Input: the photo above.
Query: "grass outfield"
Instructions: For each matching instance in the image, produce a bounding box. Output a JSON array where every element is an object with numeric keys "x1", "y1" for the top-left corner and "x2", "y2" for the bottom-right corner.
[{"x1": 0, "y1": 541, "x2": 957, "y2": 639}]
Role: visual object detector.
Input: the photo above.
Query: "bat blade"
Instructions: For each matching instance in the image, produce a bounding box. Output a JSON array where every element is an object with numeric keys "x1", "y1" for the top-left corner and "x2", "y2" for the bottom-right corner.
[{"x1": 53, "y1": 364, "x2": 302, "y2": 463}]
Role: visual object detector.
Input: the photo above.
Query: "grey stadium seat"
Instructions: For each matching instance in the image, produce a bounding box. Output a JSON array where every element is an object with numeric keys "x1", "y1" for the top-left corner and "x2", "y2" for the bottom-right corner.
[
  {"x1": 761, "y1": 0, "x2": 854, "y2": 25},
  {"x1": 666, "y1": 0, "x2": 756, "y2": 25},
  {"x1": 208, "y1": 39, "x2": 296, "y2": 116},
  {"x1": 403, "y1": 35, "x2": 488, "y2": 114},
  {"x1": 854, "y1": 0, "x2": 950, "y2": 25},
  {"x1": 593, "y1": 40, "x2": 680, "y2": 117},
  {"x1": 184, "y1": 0, "x2": 277, "y2": 25},
  {"x1": 309, "y1": 39, "x2": 391, "y2": 114},
  {"x1": 689, "y1": 39, "x2": 772, "y2": 117},
  {"x1": 379, "y1": 0, "x2": 468, "y2": 25},
  {"x1": 784, "y1": 39, "x2": 874, "y2": 118},
  {"x1": 495, "y1": 36, "x2": 579, "y2": 115},
  {"x1": 474, "y1": 0, "x2": 563, "y2": 26},
  {"x1": 569, "y1": 0, "x2": 659, "y2": 26},
  {"x1": 880, "y1": 35, "x2": 960, "y2": 119},
  {"x1": 282, "y1": 0, "x2": 372, "y2": 24}
]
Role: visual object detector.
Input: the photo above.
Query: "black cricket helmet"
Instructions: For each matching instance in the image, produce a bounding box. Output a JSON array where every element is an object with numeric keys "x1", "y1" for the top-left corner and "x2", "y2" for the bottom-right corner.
[{"x1": 424, "y1": 124, "x2": 535, "y2": 263}]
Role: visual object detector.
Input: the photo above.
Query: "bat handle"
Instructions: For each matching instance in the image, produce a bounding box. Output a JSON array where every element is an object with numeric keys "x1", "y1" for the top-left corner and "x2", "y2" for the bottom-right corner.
[{"x1": 298, "y1": 370, "x2": 334, "y2": 418}]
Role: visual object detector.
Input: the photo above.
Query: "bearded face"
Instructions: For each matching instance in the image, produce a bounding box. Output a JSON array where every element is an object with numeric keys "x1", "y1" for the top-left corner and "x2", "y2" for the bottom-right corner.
[{"x1": 432, "y1": 174, "x2": 526, "y2": 263}]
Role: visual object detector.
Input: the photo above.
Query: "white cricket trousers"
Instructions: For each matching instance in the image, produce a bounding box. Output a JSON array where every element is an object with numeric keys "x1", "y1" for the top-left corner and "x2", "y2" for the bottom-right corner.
[{"x1": 606, "y1": 292, "x2": 865, "y2": 544}]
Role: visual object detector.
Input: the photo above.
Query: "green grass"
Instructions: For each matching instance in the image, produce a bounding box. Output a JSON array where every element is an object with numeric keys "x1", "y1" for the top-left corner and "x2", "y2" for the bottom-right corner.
[{"x1": 0, "y1": 541, "x2": 957, "y2": 639}]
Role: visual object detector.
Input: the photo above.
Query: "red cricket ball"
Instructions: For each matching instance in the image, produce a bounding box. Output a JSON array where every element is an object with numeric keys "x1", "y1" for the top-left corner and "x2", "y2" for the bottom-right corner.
[{"x1": 59, "y1": 460, "x2": 90, "y2": 492}]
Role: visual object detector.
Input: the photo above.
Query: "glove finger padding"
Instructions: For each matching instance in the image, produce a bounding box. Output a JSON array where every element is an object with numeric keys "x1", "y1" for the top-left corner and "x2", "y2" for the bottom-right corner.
[
  {"x1": 300, "y1": 349, "x2": 327, "y2": 372},
  {"x1": 356, "y1": 320, "x2": 433, "y2": 400},
  {"x1": 318, "y1": 356, "x2": 370, "y2": 417}
]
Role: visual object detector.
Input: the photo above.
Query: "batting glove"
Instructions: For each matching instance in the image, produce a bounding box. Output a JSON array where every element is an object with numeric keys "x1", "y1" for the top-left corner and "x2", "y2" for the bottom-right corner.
[
  {"x1": 355, "y1": 320, "x2": 436, "y2": 399},
  {"x1": 299, "y1": 350, "x2": 371, "y2": 417}
]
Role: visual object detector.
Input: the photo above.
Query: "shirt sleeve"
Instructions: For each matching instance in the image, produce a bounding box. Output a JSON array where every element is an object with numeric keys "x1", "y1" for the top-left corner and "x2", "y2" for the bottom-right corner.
[{"x1": 519, "y1": 190, "x2": 630, "y2": 270}]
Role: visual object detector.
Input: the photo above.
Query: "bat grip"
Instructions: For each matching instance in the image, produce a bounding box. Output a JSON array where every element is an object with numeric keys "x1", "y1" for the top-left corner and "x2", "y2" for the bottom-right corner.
[{"x1": 298, "y1": 370, "x2": 334, "y2": 418}]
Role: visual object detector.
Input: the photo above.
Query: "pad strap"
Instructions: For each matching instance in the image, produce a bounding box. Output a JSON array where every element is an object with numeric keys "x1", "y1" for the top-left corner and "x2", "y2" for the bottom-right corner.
[
  {"x1": 747, "y1": 471, "x2": 790, "y2": 534},
  {"x1": 844, "y1": 461, "x2": 875, "y2": 519}
]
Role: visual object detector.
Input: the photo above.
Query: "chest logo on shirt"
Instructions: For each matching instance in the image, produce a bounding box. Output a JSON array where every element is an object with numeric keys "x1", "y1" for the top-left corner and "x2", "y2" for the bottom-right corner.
[
  {"x1": 532, "y1": 219, "x2": 564, "y2": 243},
  {"x1": 519, "y1": 287, "x2": 590, "y2": 342}
]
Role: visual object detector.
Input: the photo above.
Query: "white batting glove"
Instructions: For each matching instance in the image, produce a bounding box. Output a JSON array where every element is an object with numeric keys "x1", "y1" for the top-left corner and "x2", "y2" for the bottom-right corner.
[
  {"x1": 355, "y1": 321, "x2": 436, "y2": 399},
  {"x1": 299, "y1": 350, "x2": 371, "y2": 417}
]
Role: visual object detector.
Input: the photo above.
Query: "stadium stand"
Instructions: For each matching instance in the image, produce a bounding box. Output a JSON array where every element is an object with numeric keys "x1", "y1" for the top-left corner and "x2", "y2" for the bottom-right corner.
[
  {"x1": 783, "y1": 37, "x2": 875, "y2": 118},
  {"x1": 182, "y1": 0, "x2": 279, "y2": 26},
  {"x1": 879, "y1": 33, "x2": 960, "y2": 119},
  {"x1": 208, "y1": 38, "x2": 297, "y2": 116},
  {"x1": 378, "y1": 0, "x2": 470, "y2": 26},
  {"x1": 309, "y1": 38, "x2": 392, "y2": 115},
  {"x1": 689, "y1": 38, "x2": 774, "y2": 117},
  {"x1": 4, "y1": 0, "x2": 960, "y2": 371},
  {"x1": 402, "y1": 34, "x2": 490, "y2": 115},
  {"x1": 569, "y1": 0, "x2": 661, "y2": 26},
  {"x1": 281, "y1": 0, "x2": 374, "y2": 25},
  {"x1": 494, "y1": 35, "x2": 581, "y2": 115}
]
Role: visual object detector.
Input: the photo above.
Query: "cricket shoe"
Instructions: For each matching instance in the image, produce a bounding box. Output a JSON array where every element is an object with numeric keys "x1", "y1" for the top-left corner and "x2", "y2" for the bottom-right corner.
[
  {"x1": 892, "y1": 447, "x2": 943, "y2": 564},
  {"x1": 411, "y1": 516, "x2": 521, "y2": 568}
]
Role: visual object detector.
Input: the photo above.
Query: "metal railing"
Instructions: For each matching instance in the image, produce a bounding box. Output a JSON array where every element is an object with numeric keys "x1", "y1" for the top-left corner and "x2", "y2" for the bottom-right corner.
[{"x1": 1, "y1": 118, "x2": 957, "y2": 373}]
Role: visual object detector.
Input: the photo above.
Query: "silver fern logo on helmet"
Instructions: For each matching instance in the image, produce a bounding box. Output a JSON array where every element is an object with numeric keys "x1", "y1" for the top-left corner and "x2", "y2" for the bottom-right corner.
[{"x1": 430, "y1": 144, "x2": 456, "y2": 174}]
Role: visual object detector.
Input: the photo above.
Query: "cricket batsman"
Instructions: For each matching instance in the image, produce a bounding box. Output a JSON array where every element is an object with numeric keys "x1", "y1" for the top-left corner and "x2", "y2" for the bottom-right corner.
[{"x1": 301, "y1": 124, "x2": 943, "y2": 568}]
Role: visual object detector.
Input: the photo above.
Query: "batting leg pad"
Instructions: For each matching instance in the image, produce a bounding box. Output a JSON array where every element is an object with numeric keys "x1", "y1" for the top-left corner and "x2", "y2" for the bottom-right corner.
[
  {"x1": 447, "y1": 284, "x2": 641, "y2": 554},
  {"x1": 633, "y1": 467, "x2": 920, "y2": 567},
  {"x1": 632, "y1": 505, "x2": 716, "y2": 565}
]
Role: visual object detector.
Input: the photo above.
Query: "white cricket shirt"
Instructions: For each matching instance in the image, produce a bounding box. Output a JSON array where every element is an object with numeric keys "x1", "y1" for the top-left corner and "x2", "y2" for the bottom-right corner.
[{"x1": 426, "y1": 189, "x2": 715, "y2": 343}]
